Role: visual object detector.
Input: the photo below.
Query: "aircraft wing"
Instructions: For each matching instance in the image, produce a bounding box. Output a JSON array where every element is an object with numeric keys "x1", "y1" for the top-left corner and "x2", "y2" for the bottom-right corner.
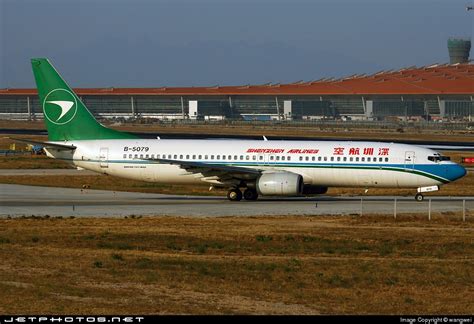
[
  {"x1": 7, "y1": 137, "x2": 76, "y2": 151},
  {"x1": 150, "y1": 158, "x2": 261, "y2": 182}
]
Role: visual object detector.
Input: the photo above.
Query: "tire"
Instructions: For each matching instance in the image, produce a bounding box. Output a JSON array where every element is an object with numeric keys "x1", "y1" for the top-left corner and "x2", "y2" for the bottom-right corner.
[
  {"x1": 227, "y1": 189, "x2": 242, "y2": 201},
  {"x1": 243, "y1": 188, "x2": 259, "y2": 201},
  {"x1": 415, "y1": 193, "x2": 424, "y2": 202}
]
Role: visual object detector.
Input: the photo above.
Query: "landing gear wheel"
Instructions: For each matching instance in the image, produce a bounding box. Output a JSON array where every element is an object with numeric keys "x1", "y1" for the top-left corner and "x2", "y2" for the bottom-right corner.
[
  {"x1": 243, "y1": 188, "x2": 259, "y2": 201},
  {"x1": 227, "y1": 188, "x2": 242, "y2": 202},
  {"x1": 415, "y1": 193, "x2": 424, "y2": 202}
]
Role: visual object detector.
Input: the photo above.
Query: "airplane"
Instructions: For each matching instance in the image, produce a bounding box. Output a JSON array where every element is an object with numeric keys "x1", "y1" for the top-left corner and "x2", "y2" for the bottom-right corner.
[{"x1": 15, "y1": 58, "x2": 467, "y2": 202}]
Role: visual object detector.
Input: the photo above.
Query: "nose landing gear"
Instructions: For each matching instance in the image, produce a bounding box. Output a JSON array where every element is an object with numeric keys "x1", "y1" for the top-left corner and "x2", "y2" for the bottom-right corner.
[{"x1": 415, "y1": 185, "x2": 439, "y2": 202}]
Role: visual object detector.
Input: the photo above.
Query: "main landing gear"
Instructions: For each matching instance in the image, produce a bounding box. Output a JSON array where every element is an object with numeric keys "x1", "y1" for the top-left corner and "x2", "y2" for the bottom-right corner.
[
  {"x1": 243, "y1": 188, "x2": 258, "y2": 201},
  {"x1": 227, "y1": 188, "x2": 242, "y2": 201},
  {"x1": 227, "y1": 188, "x2": 259, "y2": 201},
  {"x1": 415, "y1": 193, "x2": 424, "y2": 202}
]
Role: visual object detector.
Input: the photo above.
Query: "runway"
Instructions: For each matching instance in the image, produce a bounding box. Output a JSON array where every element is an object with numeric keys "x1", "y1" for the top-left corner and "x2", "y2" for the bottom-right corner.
[{"x1": 1, "y1": 183, "x2": 472, "y2": 218}]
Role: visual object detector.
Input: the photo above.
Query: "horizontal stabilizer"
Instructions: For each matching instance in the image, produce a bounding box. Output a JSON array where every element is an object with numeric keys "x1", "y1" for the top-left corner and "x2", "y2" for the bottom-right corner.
[{"x1": 7, "y1": 137, "x2": 76, "y2": 151}]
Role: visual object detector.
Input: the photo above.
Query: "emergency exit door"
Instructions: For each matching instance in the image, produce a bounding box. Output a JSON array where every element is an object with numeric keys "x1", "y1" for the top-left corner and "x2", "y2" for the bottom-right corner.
[{"x1": 404, "y1": 151, "x2": 415, "y2": 170}]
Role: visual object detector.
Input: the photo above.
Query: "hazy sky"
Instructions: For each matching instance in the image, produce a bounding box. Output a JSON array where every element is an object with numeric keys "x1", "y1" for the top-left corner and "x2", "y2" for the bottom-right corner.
[{"x1": 1, "y1": 0, "x2": 473, "y2": 88}]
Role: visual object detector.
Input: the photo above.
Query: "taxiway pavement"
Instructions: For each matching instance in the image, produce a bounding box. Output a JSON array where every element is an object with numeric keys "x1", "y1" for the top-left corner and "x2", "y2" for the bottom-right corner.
[{"x1": 1, "y1": 183, "x2": 472, "y2": 218}]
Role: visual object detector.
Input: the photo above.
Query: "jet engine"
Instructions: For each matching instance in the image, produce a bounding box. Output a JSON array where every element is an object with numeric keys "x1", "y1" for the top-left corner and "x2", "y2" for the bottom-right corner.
[{"x1": 256, "y1": 172, "x2": 303, "y2": 196}]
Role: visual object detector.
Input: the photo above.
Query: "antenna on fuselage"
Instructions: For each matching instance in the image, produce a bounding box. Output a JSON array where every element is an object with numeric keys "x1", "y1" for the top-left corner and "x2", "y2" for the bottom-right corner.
[{"x1": 263, "y1": 136, "x2": 268, "y2": 141}]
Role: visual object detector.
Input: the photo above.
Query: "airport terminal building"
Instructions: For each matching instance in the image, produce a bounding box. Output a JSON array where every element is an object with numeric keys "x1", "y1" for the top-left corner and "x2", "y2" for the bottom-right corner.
[{"x1": 0, "y1": 63, "x2": 473, "y2": 122}]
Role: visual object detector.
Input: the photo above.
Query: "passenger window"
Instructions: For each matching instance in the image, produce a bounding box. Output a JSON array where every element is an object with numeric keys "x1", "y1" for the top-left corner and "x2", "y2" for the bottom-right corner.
[
  {"x1": 135, "y1": 154, "x2": 138, "y2": 158},
  {"x1": 282, "y1": 156, "x2": 285, "y2": 161},
  {"x1": 234, "y1": 155, "x2": 238, "y2": 160},
  {"x1": 240, "y1": 155, "x2": 244, "y2": 160},
  {"x1": 173, "y1": 154, "x2": 176, "y2": 159},
  {"x1": 305, "y1": 156, "x2": 309, "y2": 161},
  {"x1": 337, "y1": 157, "x2": 340, "y2": 161},
  {"x1": 259, "y1": 156, "x2": 263, "y2": 160},
  {"x1": 330, "y1": 157, "x2": 334, "y2": 162},
  {"x1": 157, "y1": 154, "x2": 160, "y2": 158},
  {"x1": 350, "y1": 157, "x2": 353, "y2": 162},
  {"x1": 379, "y1": 157, "x2": 383, "y2": 162},
  {"x1": 217, "y1": 155, "x2": 220, "y2": 160},
  {"x1": 361, "y1": 157, "x2": 365, "y2": 162},
  {"x1": 355, "y1": 157, "x2": 359, "y2": 162},
  {"x1": 129, "y1": 154, "x2": 132, "y2": 159},
  {"x1": 191, "y1": 155, "x2": 195, "y2": 159},
  {"x1": 276, "y1": 156, "x2": 280, "y2": 161},
  {"x1": 179, "y1": 154, "x2": 183, "y2": 159},
  {"x1": 199, "y1": 155, "x2": 202, "y2": 159},
  {"x1": 385, "y1": 157, "x2": 389, "y2": 162},
  {"x1": 299, "y1": 156, "x2": 303, "y2": 161},
  {"x1": 204, "y1": 155, "x2": 208, "y2": 159},
  {"x1": 246, "y1": 155, "x2": 250, "y2": 160},
  {"x1": 211, "y1": 155, "x2": 214, "y2": 160},
  {"x1": 324, "y1": 157, "x2": 327, "y2": 161},
  {"x1": 367, "y1": 157, "x2": 371, "y2": 162},
  {"x1": 270, "y1": 156, "x2": 274, "y2": 160},
  {"x1": 222, "y1": 155, "x2": 226, "y2": 160},
  {"x1": 318, "y1": 157, "x2": 322, "y2": 161},
  {"x1": 123, "y1": 154, "x2": 127, "y2": 159},
  {"x1": 252, "y1": 155, "x2": 256, "y2": 160},
  {"x1": 146, "y1": 154, "x2": 149, "y2": 158},
  {"x1": 311, "y1": 156, "x2": 315, "y2": 161},
  {"x1": 151, "y1": 154, "x2": 154, "y2": 159},
  {"x1": 287, "y1": 156, "x2": 291, "y2": 161},
  {"x1": 343, "y1": 157, "x2": 347, "y2": 162},
  {"x1": 140, "y1": 154, "x2": 144, "y2": 158}
]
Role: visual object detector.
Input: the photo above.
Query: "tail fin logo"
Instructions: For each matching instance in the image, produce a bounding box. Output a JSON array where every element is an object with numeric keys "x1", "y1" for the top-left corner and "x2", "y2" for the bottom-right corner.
[{"x1": 43, "y1": 89, "x2": 78, "y2": 125}]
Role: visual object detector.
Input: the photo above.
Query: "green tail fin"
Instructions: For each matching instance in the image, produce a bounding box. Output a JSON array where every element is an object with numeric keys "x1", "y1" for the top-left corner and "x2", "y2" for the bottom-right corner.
[{"x1": 31, "y1": 58, "x2": 138, "y2": 141}]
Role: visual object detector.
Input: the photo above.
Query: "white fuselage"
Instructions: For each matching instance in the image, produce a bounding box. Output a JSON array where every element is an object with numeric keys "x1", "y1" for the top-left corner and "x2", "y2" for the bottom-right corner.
[{"x1": 45, "y1": 139, "x2": 462, "y2": 189}]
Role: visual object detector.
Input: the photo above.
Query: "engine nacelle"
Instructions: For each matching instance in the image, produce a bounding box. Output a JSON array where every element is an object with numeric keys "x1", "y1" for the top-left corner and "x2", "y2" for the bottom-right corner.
[
  {"x1": 256, "y1": 172, "x2": 303, "y2": 196},
  {"x1": 302, "y1": 185, "x2": 328, "y2": 195}
]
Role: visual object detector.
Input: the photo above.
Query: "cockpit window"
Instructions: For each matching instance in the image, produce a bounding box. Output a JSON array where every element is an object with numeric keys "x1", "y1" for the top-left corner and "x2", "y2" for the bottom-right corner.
[{"x1": 428, "y1": 156, "x2": 450, "y2": 162}]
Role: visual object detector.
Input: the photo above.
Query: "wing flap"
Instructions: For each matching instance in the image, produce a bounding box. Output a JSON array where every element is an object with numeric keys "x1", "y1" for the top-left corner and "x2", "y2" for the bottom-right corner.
[{"x1": 147, "y1": 158, "x2": 261, "y2": 182}]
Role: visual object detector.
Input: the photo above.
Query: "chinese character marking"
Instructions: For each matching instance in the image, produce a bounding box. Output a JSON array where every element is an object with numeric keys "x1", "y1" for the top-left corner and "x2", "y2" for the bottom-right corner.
[
  {"x1": 349, "y1": 148, "x2": 360, "y2": 155},
  {"x1": 363, "y1": 147, "x2": 374, "y2": 155},
  {"x1": 333, "y1": 147, "x2": 344, "y2": 155},
  {"x1": 378, "y1": 148, "x2": 390, "y2": 156}
]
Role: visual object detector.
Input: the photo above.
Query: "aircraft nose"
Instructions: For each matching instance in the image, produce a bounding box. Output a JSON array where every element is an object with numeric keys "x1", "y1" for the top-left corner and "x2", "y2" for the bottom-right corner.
[{"x1": 446, "y1": 164, "x2": 467, "y2": 182}]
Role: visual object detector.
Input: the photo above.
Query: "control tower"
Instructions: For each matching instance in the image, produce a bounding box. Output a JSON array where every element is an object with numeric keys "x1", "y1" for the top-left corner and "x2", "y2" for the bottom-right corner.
[{"x1": 447, "y1": 38, "x2": 471, "y2": 64}]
